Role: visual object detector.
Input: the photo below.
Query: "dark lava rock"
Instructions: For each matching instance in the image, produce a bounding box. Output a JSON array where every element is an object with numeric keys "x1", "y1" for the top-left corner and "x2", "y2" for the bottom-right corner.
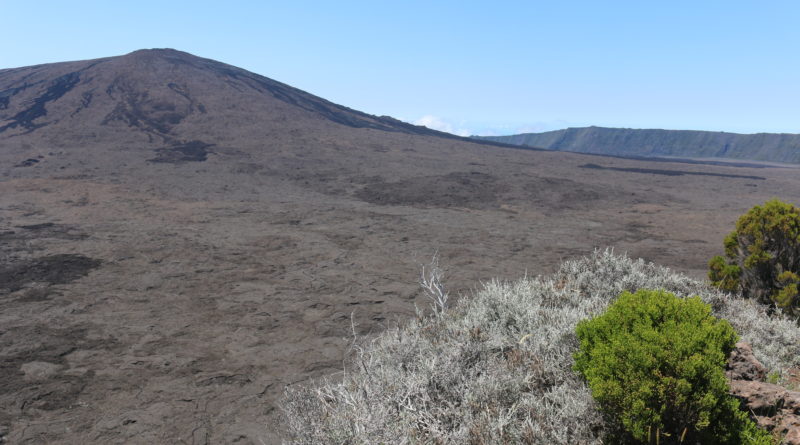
[
  {"x1": 0, "y1": 254, "x2": 101, "y2": 294},
  {"x1": 727, "y1": 342, "x2": 800, "y2": 443},
  {"x1": 727, "y1": 341, "x2": 768, "y2": 381}
]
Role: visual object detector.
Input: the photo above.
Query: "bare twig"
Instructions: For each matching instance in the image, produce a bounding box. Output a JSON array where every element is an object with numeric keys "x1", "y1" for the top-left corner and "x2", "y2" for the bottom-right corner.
[{"x1": 419, "y1": 252, "x2": 449, "y2": 316}]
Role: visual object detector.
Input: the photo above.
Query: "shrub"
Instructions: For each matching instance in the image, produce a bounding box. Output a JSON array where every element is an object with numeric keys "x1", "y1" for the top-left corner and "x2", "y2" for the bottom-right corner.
[
  {"x1": 573, "y1": 289, "x2": 771, "y2": 444},
  {"x1": 709, "y1": 199, "x2": 800, "y2": 315},
  {"x1": 280, "y1": 251, "x2": 800, "y2": 444}
]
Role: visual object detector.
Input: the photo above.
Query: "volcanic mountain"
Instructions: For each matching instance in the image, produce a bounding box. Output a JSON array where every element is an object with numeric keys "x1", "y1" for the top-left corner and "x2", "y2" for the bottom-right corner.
[
  {"x1": 0, "y1": 48, "x2": 493, "y2": 164},
  {"x1": 1, "y1": 50, "x2": 799, "y2": 444},
  {"x1": 476, "y1": 126, "x2": 800, "y2": 164}
]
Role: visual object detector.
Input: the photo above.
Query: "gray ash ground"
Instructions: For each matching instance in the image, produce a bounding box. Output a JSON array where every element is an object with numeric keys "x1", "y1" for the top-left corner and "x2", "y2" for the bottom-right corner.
[{"x1": 1, "y1": 151, "x2": 796, "y2": 444}]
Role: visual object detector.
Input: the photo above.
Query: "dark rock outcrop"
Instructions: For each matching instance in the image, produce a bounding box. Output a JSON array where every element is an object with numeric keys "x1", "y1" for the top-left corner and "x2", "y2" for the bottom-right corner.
[
  {"x1": 727, "y1": 342, "x2": 800, "y2": 443},
  {"x1": 727, "y1": 341, "x2": 769, "y2": 382}
]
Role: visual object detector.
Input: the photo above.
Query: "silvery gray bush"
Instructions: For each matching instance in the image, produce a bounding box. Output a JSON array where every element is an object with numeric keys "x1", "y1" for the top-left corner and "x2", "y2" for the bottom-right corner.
[{"x1": 280, "y1": 250, "x2": 800, "y2": 444}]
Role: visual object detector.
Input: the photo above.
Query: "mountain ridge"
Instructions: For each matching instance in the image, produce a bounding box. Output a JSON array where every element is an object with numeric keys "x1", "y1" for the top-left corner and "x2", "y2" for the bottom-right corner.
[{"x1": 475, "y1": 126, "x2": 800, "y2": 164}]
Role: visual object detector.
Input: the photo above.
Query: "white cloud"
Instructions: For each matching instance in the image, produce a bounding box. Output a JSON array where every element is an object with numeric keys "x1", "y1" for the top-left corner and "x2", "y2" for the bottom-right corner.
[
  {"x1": 513, "y1": 120, "x2": 572, "y2": 134},
  {"x1": 413, "y1": 115, "x2": 471, "y2": 137},
  {"x1": 409, "y1": 117, "x2": 573, "y2": 137},
  {"x1": 469, "y1": 120, "x2": 574, "y2": 137}
]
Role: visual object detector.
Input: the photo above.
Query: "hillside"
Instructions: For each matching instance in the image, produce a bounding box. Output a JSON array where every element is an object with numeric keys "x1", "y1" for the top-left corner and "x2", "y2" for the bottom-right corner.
[
  {"x1": 476, "y1": 126, "x2": 800, "y2": 164},
  {"x1": 2, "y1": 50, "x2": 800, "y2": 444}
]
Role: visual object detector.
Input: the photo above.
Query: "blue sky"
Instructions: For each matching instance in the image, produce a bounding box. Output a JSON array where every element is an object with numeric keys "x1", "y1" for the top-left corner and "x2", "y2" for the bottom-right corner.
[{"x1": 2, "y1": 1, "x2": 799, "y2": 135}]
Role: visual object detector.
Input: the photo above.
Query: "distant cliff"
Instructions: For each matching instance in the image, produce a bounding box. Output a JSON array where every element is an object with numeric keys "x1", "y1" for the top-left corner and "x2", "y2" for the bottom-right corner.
[{"x1": 475, "y1": 127, "x2": 800, "y2": 164}]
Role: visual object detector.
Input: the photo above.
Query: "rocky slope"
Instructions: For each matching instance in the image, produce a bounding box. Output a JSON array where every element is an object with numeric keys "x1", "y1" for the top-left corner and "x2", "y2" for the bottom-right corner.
[{"x1": 476, "y1": 126, "x2": 800, "y2": 164}]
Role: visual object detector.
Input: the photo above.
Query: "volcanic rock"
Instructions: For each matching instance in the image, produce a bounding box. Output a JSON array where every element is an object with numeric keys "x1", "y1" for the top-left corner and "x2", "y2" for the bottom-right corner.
[{"x1": 727, "y1": 342, "x2": 800, "y2": 443}]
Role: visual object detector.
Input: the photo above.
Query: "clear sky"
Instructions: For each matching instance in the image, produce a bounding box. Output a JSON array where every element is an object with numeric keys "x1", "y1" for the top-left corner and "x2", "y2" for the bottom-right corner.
[{"x1": 3, "y1": 1, "x2": 799, "y2": 135}]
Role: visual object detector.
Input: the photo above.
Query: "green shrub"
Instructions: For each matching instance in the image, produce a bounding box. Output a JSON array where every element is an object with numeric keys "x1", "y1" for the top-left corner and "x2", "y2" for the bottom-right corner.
[
  {"x1": 709, "y1": 199, "x2": 800, "y2": 316},
  {"x1": 573, "y1": 289, "x2": 772, "y2": 444}
]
